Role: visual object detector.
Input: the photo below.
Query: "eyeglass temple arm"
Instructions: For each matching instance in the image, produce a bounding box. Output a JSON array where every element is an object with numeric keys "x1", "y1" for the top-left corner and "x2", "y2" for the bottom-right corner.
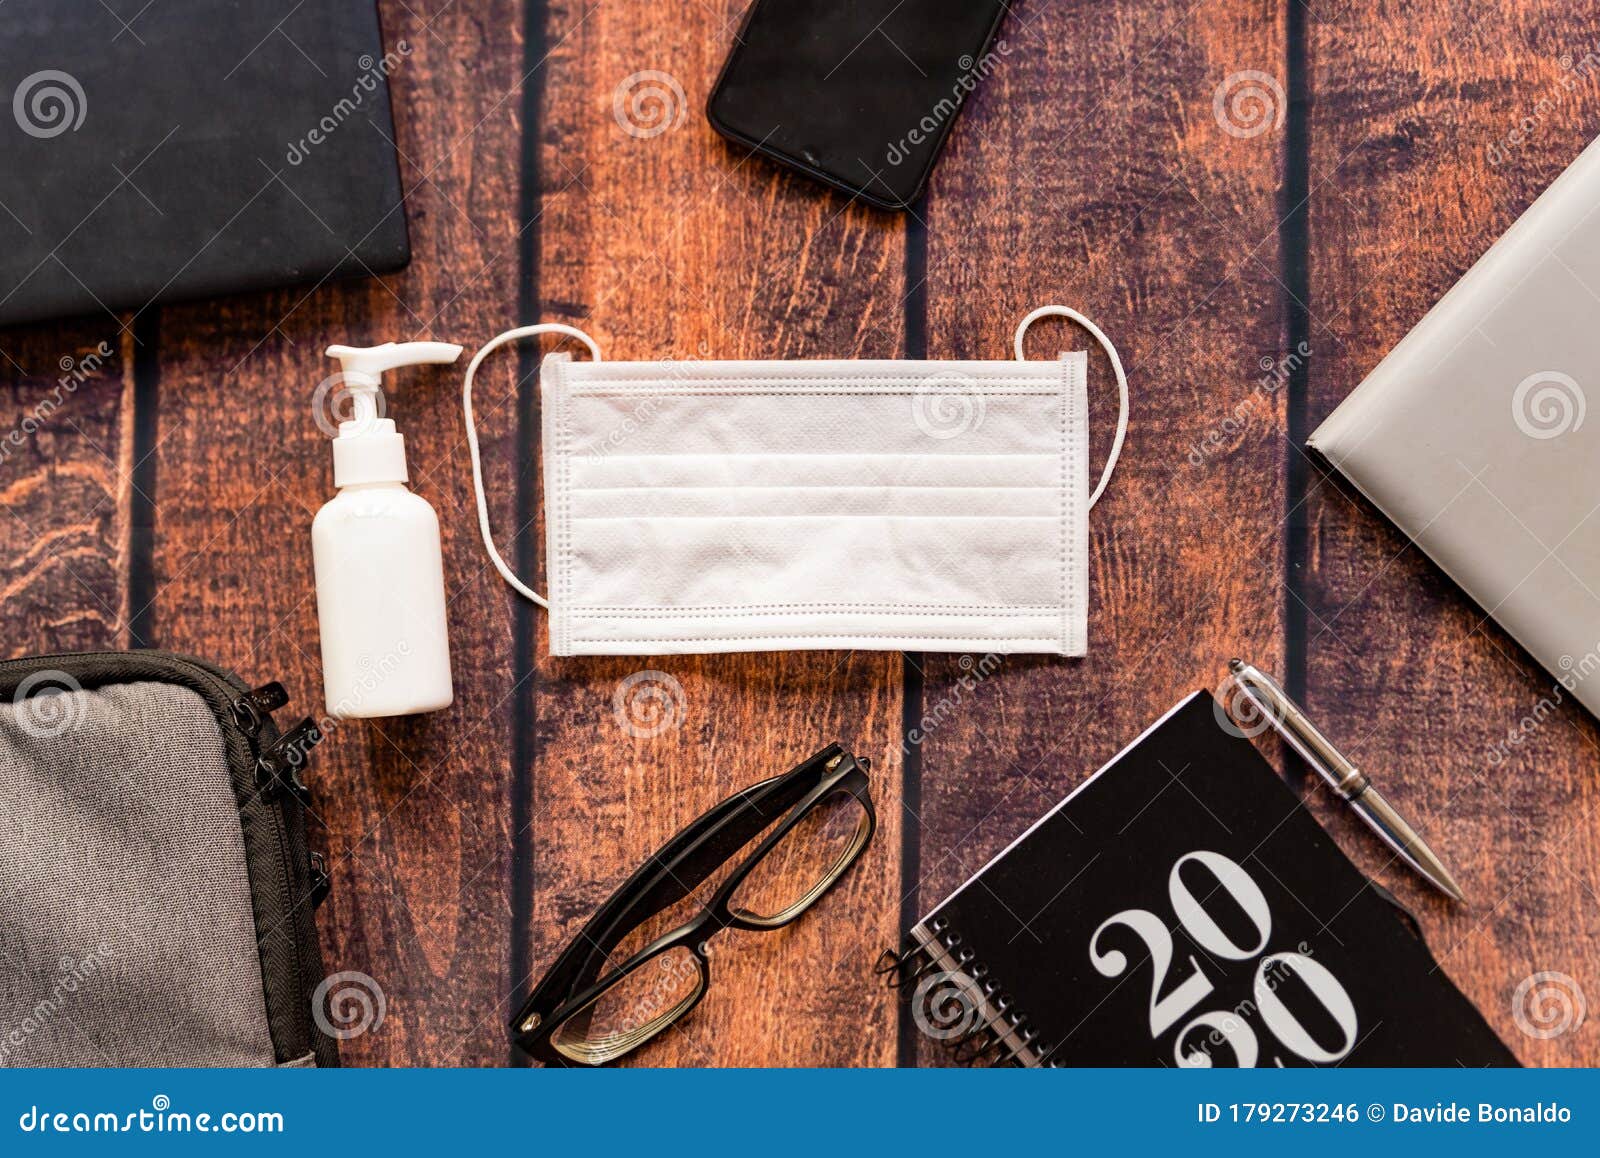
[
  {"x1": 582, "y1": 767, "x2": 828, "y2": 959},
  {"x1": 622, "y1": 773, "x2": 821, "y2": 919},
  {"x1": 521, "y1": 747, "x2": 845, "y2": 1015}
]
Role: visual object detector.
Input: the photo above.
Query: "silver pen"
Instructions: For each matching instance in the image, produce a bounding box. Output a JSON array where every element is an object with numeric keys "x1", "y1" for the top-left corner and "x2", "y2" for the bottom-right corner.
[{"x1": 1227, "y1": 659, "x2": 1466, "y2": 904}]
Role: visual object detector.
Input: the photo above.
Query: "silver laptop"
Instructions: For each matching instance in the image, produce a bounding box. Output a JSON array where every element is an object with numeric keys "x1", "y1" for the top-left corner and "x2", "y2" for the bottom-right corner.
[{"x1": 1309, "y1": 133, "x2": 1600, "y2": 716}]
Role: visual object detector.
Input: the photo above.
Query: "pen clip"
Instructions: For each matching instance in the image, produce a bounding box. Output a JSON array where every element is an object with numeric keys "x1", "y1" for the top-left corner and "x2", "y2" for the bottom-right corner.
[{"x1": 1226, "y1": 663, "x2": 1367, "y2": 799}]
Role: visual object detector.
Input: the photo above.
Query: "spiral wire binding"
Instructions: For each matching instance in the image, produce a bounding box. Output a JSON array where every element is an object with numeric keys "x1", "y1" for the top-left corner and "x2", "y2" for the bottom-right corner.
[{"x1": 881, "y1": 918, "x2": 1041, "y2": 1067}]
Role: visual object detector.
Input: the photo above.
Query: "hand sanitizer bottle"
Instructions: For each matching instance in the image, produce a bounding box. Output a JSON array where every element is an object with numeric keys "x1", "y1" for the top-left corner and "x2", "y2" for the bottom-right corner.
[{"x1": 313, "y1": 341, "x2": 463, "y2": 718}]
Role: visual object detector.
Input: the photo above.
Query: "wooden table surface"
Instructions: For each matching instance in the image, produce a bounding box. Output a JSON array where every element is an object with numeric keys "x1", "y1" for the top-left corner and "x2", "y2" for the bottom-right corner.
[{"x1": 4, "y1": 1, "x2": 1599, "y2": 1067}]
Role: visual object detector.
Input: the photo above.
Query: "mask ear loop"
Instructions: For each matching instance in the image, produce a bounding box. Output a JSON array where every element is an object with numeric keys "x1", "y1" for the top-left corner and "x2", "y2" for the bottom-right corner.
[
  {"x1": 1014, "y1": 305, "x2": 1129, "y2": 509},
  {"x1": 462, "y1": 323, "x2": 604, "y2": 609}
]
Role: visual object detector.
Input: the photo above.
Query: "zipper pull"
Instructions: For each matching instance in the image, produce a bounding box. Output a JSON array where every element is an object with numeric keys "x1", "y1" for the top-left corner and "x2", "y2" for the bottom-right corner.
[
  {"x1": 231, "y1": 681, "x2": 290, "y2": 732},
  {"x1": 255, "y1": 716, "x2": 323, "y2": 806},
  {"x1": 308, "y1": 851, "x2": 332, "y2": 908}
]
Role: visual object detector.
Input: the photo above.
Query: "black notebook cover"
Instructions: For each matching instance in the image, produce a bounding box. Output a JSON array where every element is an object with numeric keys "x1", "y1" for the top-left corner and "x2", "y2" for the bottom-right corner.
[
  {"x1": 905, "y1": 692, "x2": 1518, "y2": 1067},
  {"x1": 0, "y1": 0, "x2": 409, "y2": 327}
]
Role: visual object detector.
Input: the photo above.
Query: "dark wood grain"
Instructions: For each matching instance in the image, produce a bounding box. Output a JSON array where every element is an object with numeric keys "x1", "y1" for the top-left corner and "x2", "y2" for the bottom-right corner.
[
  {"x1": 139, "y1": 1, "x2": 524, "y2": 1065},
  {"x1": 6, "y1": 0, "x2": 1600, "y2": 1070},
  {"x1": 1302, "y1": 1, "x2": 1600, "y2": 1065},
  {"x1": 912, "y1": 0, "x2": 1291, "y2": 1062},
  {"x1": 516, "y1": 0, "x2": 908, "y2": 1067},
  {"x1": 0, "y1": 324, "x2": 132, "y2": 655}
]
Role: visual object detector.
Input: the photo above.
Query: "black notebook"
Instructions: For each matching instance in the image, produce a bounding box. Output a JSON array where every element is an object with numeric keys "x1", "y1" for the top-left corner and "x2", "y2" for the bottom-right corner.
[
  {"x1": 896, "y1": 692, "x2": 1517, "y2": 1067},
  {"x1": 0, "y1": 0, "x2": 409, "y2": 327}
]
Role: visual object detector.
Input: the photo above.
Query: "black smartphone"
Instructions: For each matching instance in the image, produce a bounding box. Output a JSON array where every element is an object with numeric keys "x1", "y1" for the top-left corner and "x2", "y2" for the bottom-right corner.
[{"x1": 707, "y1": 0, "x2": 1011, "y2": 211}]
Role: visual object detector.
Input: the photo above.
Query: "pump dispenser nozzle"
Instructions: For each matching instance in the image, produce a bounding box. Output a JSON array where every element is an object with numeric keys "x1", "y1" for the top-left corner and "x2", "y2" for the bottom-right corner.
[
  {"x1": 325, "y1": 341, "x2": 465, "y2": 386},
  {"x1": 322, "y1": 341, "x2": 463, "y2": 486}
]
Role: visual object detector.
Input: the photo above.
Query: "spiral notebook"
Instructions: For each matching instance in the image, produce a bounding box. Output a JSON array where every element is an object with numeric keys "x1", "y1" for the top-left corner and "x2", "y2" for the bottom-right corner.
[{"x1": 895, "y1": 692, "x2": 1517, "y2": 1067}]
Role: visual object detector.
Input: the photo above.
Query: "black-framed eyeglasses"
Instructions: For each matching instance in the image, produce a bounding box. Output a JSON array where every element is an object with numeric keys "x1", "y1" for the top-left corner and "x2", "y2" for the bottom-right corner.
[{"x1": 510, "y1": 743, "x2": 875, "y2": 1066}]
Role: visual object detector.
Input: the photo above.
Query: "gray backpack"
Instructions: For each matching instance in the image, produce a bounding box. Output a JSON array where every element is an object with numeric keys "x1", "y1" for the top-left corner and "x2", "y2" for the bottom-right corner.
[{"x1": 0, "y1": 650, "x2": 336, "y2": 1067}]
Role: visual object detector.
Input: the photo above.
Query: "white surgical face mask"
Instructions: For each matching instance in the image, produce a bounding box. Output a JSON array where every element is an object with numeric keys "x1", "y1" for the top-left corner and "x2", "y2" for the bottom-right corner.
[{"x1": 461, "y1": 306, "x2": 1127, "y2": 657}]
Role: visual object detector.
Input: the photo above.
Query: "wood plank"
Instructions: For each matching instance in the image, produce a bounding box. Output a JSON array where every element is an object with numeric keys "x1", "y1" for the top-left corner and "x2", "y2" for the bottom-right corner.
[
  {"x1": 17, "y1": 0, "x2": 1597, "y2": 1075},
  {"x1": 914, "y1": 0, "x2": 1291, "y2": 1062},
  {"x1": 1303, "y1": 2, "x2": 1600, "y2": 1065},
  {"x1": 0, "y1": 323, "x2": 134, "y2": 655},
  {"x1": 520, "y1": 0, "x2": 907, "y2": 1067},
  {"x1": 143, "y1": 0, "x2": 523, "y2": 1065}
]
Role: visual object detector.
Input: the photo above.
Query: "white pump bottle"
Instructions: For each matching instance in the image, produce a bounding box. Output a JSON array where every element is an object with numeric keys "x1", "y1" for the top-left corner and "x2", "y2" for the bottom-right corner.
[{"x1": 313, "y1": 341, "x2": 463, "y2": 718}]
